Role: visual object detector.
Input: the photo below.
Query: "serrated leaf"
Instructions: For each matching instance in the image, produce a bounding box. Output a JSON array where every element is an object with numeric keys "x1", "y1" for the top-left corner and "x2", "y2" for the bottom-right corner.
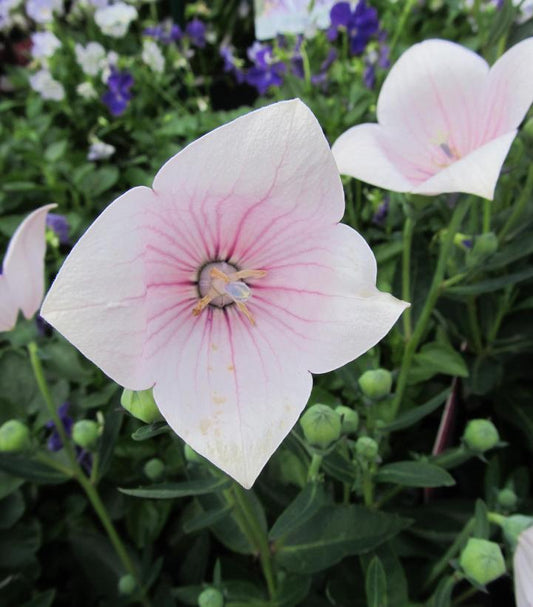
[
  {"x1": 274, "y1": 505, "x2": 411, "y2": 574},
  {"x1": 382, "y1": 388, "x2": 450, "y2": 432},
  {"x1": 375, "y1": 462, "x2": 455, "y2": 488},
  {"x1": 119, "y1": 476, "x2": 231, "y2": 498},
  {"x1": 366, "y1": 556, "x2": 388, "y2": 607},
  {"x1": 269, "y1": 483, "x2": 330, "y2": 541}
]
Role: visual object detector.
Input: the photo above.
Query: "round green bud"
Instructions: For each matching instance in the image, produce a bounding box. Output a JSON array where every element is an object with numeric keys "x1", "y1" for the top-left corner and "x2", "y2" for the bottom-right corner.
[
  {"x1": 198, "y1": 588, "x2": 224, "y2": 607},
  {"x1": 335, "y1": 406, "x2": 359, "y2": 434},
  {"x1": 0, "y1": 420, "x2": 31, "y2": 452},
  {"x1": 459, "y1": 538, "x2": 506, "y2": 585},
  {"x1": 355, "y1": 436, "x2": 379, "y2": 460},
  {"x1": 463, "y1": 419, "x2": 500, "y2": 452},
  {"x1": 184, "y1": 443, "x2": 204, "y2": 464},
  {"x1": 473, "y1": 233, "x2": 498, "y2": 257},
  {"x1": 497, "y1": 488, "x2": 518, "y2": 510},
  {"x1": 118, "y1": 573, "x2": 136, "y2": 595},
  {"x1": 502, "y1": 514, "x2": 533, "y2": 550},
  {"x1": 358, "y1": 369, "x2": 393, "y2": 400},
  {"x1": 120, "y1": 388, "x2": 163, "y2": 424},
  {"x1": 299, "y1": 404, "x2": 341, "y2": 449},
  {"x1": 144, "y1": 458, "x2": 165, "y2": 481},
  {"x1": 72, "y1": 420, "x2": 99, "y2": 450}
]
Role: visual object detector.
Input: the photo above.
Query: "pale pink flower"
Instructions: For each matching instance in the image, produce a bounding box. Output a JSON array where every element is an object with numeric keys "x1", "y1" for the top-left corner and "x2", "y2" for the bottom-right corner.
[
  {"x1": 514, "y1": 525, "x2": 533, "y2": 607},
  {"x1": 41, "y1": 100, "x2": 407, "y2": 487},
  {"x1": 0, "y1": 204, "x2": 55, "y2": 331},
  {"x1": 333, "y1": 38, "x2": 533, "y2": 200}
]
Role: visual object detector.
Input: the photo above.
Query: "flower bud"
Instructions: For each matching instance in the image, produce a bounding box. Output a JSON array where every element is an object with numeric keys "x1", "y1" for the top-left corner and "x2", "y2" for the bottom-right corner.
[
  {"x1": 463, "y1": 419, "x2": 499, "y2": 452},
  {"x1": 120, "y1": 388, "x2": 163, "y2": 424},
  {"x1": 0, "y1": 419, "x2": 31, "y2": 452},
  {"x1": 459, "y1": 538, "x2": 506, "y2": 585},
  {"x1": 335, "y1": 406, "x2": 359, "y2": 434},
  {"x1": 355, "y1": 436, "x2": 379, "y2": 460},
  {"x1": 299, "y1": 404, "x2": 341, "y2": 449},
  {"x1": 184, "y1": 443, "x2": 205, "y2": 464},
  {"x1": 497, "y1": 488, "x2": 518, "y2": 510},
  {"x1": 502, "y1": 515, "x2": 533, "y2": 550},
  {"x1": 144, "y1": 457, "x2": 165, "y2": 481},
  {"x1": 118, "y1": 573, "x2": 136, "y2": 595},
  {"x1": 472, "y1": 233, "x2": 498, "y2": 257},
  {"x1": 198, "y1": 587, "x2": 224, "y2": 607},
  {"x1": 72, "y1": 420, "x2": 99, "y2": 450},
  {"x1": 358, "y1": 369, "x2": 392, "y2": 400}
]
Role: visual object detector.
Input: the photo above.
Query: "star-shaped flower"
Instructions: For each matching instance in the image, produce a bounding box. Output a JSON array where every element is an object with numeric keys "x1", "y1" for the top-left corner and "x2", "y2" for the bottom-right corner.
[
  {"x1": 332, "y1": 38, "x2": 533, "y2": 200},
  {"x1": 41, "y1": 100, "x2": 407, "y2": 487},
  {"x1": 0, "y1": 204, "x2": 55, "y2": 332}
]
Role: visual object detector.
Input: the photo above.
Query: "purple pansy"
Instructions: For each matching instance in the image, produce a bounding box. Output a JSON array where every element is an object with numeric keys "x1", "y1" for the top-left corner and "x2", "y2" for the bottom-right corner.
[
  {"x1": 186, "y1": 18, "x2": 206, "y2": 48},
  {"x1": 311, "y1": 48, "x2": 338, "y2": 86},
  {"x1": 220, "y1": 45, "x2": 245, "y2": 83},
  {"x1": 46, "y1": 213, "x2": 69, "y2": 245},
  {"x1": 245, "y1": 42, "x2": 286, "y2": 94},
  {"x1": 328, "y1": 0, "x2": 379, "y2": 55},
  {"x1": 372, "y1": 198, "x2": 389, "y2": 226},
  {"x1": 144, "y1": 22, "x2": 182, "y2": 44},
  {"x1": 46, "y1": 402, "x2": 73, "y2": 451},
  {"x1": 102, "y1": 67, "x2": 133, "y2": 116}
]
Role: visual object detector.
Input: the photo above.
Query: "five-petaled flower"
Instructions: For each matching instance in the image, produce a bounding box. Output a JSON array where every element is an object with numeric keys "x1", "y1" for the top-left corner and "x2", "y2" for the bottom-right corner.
[
  {"x1": 514, "y1": 525, "x2": 533, "y2": 607},
  {"x1": 41, "y1": 100, "x2": 407, "y2": 488},
  {"x1": 0, "y1": 204, "x2": 55, "y2": 332},
  {"x1": 332, "y1": 38, "x2": 533, "y2": 200}
]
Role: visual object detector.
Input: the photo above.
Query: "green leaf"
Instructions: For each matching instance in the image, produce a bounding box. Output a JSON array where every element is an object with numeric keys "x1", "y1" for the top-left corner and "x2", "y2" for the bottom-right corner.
[
  {"x1": 408, "y1": 342, "x2": 468, "y2": 384},
  {"x1": 20, "y1": 589, "x2": 56, "y2": 607},
  {"x1": 322, "y1": 450, "x2": 358, "y2": 483},
  {"x1": 269, "y1": 483, "x2": 330, "y2": 541},
  {"x1": 382, "y1": 388, "x2": 450, "y2": 432},
  {"x1": 0, "y1": 471, "x2": 23, "y2": 499},
  {"x1": 79, "y1": 166, "x2": 119, "y2": 197},
  {"x1": 375, "y1": 462, "x2": 455, "y2": 488},
  {"x1": 182, "y1": 503, "x2": 233, "y2": 534},
  {"x1": 274, "y1": 573, "x2": 312, "y2": 607},
  {"x1": 119, "y1": 476, "x2": 231, "y2": 499},
  {"x1": 431, "y1": 576, "x2": 455, "y2": 607},
  {"x1": 0, "y1": 490, "x2": 25, "y2": 529},
  {"x1": 446, "y1": 267, "x2": 533, "y2": 296},
  {"x1": 96, "y1": 407, "x2": 123, "y2": 482},
  {"x1": 0, "y1": 519, "x2": 41, "y2": 568},
  {"x1": 131, "y1": 421, "x2": 171, "y2": 441},
  {"x1": 473, "y1": 499, "x2": 489, "y2": 539},
  {"x1": 44, "y1": 140, "x2": 67, "y2": 162},
  {"x1": 274, "y1": 505, "x2": 411, "y2": 574},
  {"x1": 365, "y1": 556, "x2": 388, "y2": 607},
  {"x1": 0, "y1": 454, "x2": 70, "y2": 484}
]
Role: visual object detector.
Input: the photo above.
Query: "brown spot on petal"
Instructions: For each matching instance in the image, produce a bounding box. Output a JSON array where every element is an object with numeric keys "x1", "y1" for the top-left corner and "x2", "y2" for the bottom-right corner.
[
  {"x1": 212, "y1": 394, "x2": 227, "y2": 405},
  {"x1": 211, "y1": 343, "x2": 218, "y2": 351},
  {"x1": 227, "y1": 365, "x2": 234, "y2": 372},
  {"x1": 200, "y1": 418, "x2": 212, "y2": 435}
]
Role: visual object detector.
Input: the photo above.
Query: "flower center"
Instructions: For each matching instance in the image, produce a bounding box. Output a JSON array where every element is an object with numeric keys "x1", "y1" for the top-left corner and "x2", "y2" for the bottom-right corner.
[{"x1": 193, "y1": 261, "x2": 266, "y2": 325}]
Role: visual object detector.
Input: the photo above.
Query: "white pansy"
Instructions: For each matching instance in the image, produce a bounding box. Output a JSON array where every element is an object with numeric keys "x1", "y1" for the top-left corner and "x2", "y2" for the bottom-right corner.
[
  {"x1": 25, "y1": 0, "x2": 62, "y2": 23},
  {"x1": 74, "y1": 41, "x2": 106, "y2": 76},
  {"x1": 29, "y1": 69, "x2": 65, "y2": 100},
  {"x1": 94, "y1": 2, "x2": 137, "y2": 37},
  {"x1": 141, "y1": 39, "x2": 164, "y2": 73},
  {"x1": 87, "y1": 138, "x2": 116, "y2": 161},
  {"x1": 31, "y1": 31, "x2": 61, "y2": 59},
  {"x1": 76, "y1": 81, "x2": 97, "y2": 99},
  {"x1": 101, "y1": 50, "x2": 119, "y2": 83}
]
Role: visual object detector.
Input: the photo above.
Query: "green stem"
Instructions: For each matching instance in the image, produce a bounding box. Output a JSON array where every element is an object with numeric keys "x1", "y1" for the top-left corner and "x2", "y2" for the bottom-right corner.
[
  {"x1": 424, "y1": 518, "x2": 474, "y2": 591},
  {"x1": 27, "y1": 342, "x2": 150, "y2": 606},
  {"x1": 299, "y1": 41, "x2": 312, "y2": 93},
  {"x1": 389, "y1": 0, "x2": 417, "y2": 54},
  {"x1": 487, "y1": 512, "x2": 506, "y2": 527},
  {"x1": 229, "y1": 485, "x2": 277, "y2": 600},
  {"x1": 307, "y1": 453, "x2": 323, "y2": 482},
  {"x1": 467, "y1": 297, "x2": 483, "y2": 352},
  {"x1": 498, "y1": 164, "x2": 533, "y2": 242},
  {"x1": 482, "y1": 199, "x2": 491, "y2": 233},
  {"x1": 390, "y1": 198, "x2": 471, "y2": 419},
  {"x1": 402, "y1": 216, "x2": 414, "y2": 340},
  {"x1": 361, "y1": 465, "x2": 374, "y2": 507}
]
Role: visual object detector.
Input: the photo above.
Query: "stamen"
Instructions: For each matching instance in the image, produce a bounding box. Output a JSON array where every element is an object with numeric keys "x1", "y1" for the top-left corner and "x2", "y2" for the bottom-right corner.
[
  {"x1": 236, "y1": 301, "x2": 256, "y2": 325},
  {"x1": 440, "y1": 142, "x2": 456, "y2": 160}
]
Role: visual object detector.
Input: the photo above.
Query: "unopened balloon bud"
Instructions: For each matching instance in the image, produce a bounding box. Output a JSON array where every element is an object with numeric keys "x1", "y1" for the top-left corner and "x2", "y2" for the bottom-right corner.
[
  {"x1": 118, "y1": 573, "x2": 136, "y2": 595},
  {"x1": 463, "y1": 419, "x2": 499, "y2": 452},
  {"x1": 459, "y1": 538, "x2": 506, "y2": 585},
  {"x1": 358, "y1": 369, "x2": 392, "y2": 400},
  {"x1": 299, "y1": 404, "x2": 341, "y2": 449},
  {"x1": 198, "y1": 588, "x2": 224, "y2": 607},
  {"x1": 144, "y1": 457, "x2": 165, "y2": 481},
  {"x1": 120, "y1": 388, "x2": 163, "y2": 424},
  {"x1": 0, "y1": 420, "x2": 31, "y2": 452},
  {"x1": 355, "y1": 436, "x2": 379, "y2": 461},
  {"x1": 72, "y1": 420, "x2": 99, "y2": 450},
  {"x1": 497, "y1": 488, "x2": 518, "y2": 510},
  {"x1": 335, "y1": 406, "x2": 359, "y2": 434}
]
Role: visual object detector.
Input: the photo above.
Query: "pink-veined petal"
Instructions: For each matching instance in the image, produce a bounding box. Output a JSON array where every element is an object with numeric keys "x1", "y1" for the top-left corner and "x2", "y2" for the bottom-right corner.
[
  {"x1": 482, "y1": 37, "x2": 533, "y2": 143},
  {"x1": 377, "y1": 39, "x2": 489, "y2": 159},
  {"x1": 152, "y1": 307, "x2": 313, "y2": 488},
  {"x1": 514, "y1": 527, "x2": 533, "y2": 607},
  {"x1": 41, "y1": 187, "x2": 154, "y2": 389},
  {"x1": 0, "y1": 276, "x2": 17, "y2": 332},
  {"x1": 332, "y1": 124, "x2": 414, "y2": 191},
  {"x1": 251, "y1": 223, "x2": 409, "y2": 374},
  {"x1": 151, "y1": 99, "x2": 345, "y2": 262},
  {"x1": 413, "y1": 130, "x2": 517, "y2": 199},
  {"x1": 3, "y1": 204, "x2": 56, "y2": 320}
]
